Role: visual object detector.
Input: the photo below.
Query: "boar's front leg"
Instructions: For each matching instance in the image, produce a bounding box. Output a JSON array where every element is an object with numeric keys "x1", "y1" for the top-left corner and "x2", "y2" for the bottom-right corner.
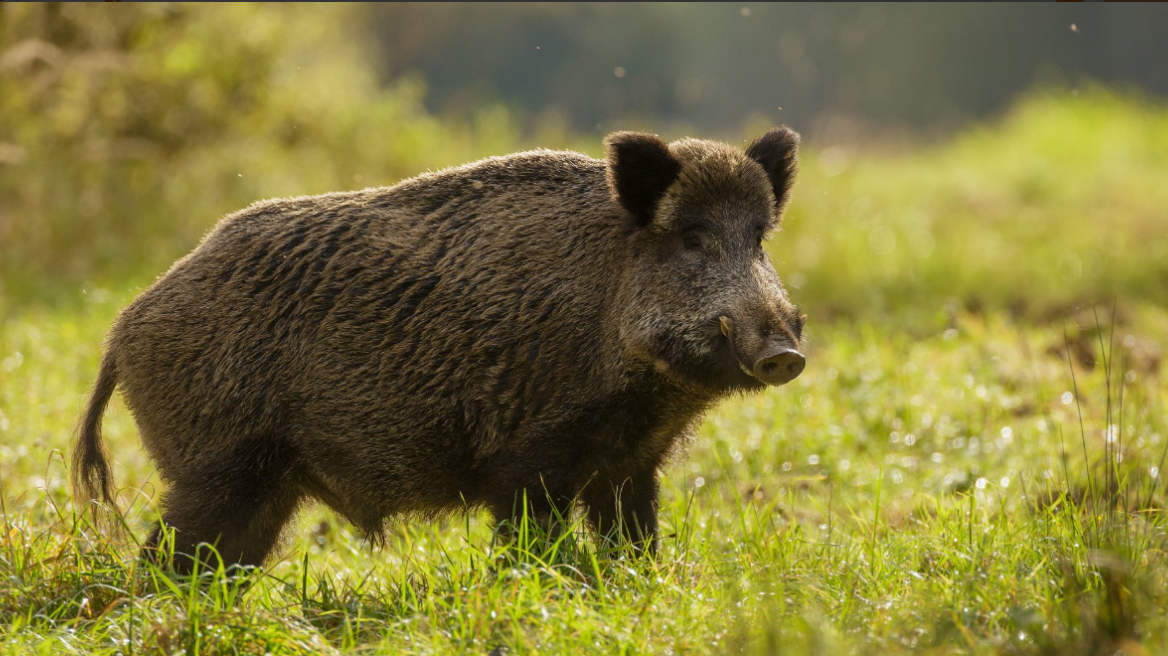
[{"x1": 583, "y1": 466, "x2": 659, "y2": 555}]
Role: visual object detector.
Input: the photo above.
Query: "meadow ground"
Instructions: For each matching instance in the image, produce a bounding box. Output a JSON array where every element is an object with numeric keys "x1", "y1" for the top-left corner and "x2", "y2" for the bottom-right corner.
[{"x1": 2, "y1": 90, "x2": 1167, "y2": 654}]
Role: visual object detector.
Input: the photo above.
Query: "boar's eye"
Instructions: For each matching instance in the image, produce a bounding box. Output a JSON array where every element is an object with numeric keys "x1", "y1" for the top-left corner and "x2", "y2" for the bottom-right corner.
[{"x1": 682, "y1": 230, "x2": 705, "y2": 252}]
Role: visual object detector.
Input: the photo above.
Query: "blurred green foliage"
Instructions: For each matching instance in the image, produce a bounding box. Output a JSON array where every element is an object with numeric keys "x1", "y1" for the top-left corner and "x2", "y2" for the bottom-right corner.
[
  {"x1": 776, "y1": 86, "x2": 1168, "y2": 324},
  {"x1": 2, "y1": 4, "x2": 1167, "y2": 328},
  {"x1": 0, "y1": 4, "x2": 560, "y2": 309}
]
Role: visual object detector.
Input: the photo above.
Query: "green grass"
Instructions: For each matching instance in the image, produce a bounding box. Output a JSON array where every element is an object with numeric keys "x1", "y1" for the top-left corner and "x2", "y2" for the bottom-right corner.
[
  {"x1": 3, "y1": 89, "x2": 1168, "y2": 654},
  {"x1": 2, "y1": 297, "x2": 1166, "y2": 654}
]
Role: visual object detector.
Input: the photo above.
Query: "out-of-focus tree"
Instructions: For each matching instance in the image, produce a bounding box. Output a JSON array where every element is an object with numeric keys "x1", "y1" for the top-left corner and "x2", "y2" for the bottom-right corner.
[
  {"x1": 371, "y1": 4, "x2": 681, "y2": 133},
  {"x1": 368, "y1": 3, "x2": 1168, "y2": 136},
  {"x1": 0, "y1": 4, "x2": 521, "y2": 304}
]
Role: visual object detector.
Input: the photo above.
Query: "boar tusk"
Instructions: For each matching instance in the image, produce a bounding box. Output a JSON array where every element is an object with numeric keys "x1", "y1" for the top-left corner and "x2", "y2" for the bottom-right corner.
[{"x1": 719, "y1": 316, "x2": 734, "y2": 339}]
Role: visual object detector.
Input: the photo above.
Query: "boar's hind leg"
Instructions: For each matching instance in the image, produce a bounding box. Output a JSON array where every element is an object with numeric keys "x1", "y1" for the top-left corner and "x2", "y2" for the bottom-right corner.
[
  {"x1": 143, "y1": 445, "x2": 303, "y2": 574},
  {"x1": 583, "y1": 467, "x2": 660, "y2": 555}
]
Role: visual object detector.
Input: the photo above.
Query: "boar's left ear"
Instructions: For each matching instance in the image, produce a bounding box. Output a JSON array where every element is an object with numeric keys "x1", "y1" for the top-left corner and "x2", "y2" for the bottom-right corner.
[
  {"x1": 604, "y1": 132, "x2": 682, "y2": 227},
  {"x1": 746, "y1": 127, "x2": 800, "y2": 212}
]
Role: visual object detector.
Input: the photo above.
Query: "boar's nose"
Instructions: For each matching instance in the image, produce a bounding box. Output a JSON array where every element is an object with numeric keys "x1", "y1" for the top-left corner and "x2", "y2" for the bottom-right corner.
[{"x1": 753, "y1": 347, "x2": 805, "y2": 386}]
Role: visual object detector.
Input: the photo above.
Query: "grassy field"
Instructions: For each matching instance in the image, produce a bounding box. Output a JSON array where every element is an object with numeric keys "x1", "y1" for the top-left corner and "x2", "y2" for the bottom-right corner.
[{"x1": 2, "y1": 90, "x2": 1168, "y2": 654}]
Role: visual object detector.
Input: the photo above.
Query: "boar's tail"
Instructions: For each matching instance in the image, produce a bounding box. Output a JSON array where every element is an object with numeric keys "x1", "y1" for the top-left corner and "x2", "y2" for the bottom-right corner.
[{"x1": 72, "y1": 354, "x2": 119, "y2": 523}]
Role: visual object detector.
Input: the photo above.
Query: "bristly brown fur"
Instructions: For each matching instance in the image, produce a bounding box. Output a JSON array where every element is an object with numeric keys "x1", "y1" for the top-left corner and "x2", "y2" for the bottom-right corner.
[{"x1": 73, "y1": 129, "x2": 805, "y2": 572}]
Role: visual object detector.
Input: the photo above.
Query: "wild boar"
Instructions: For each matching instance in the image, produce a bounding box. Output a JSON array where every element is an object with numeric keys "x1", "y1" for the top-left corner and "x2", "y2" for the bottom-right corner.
[{"x1": 72, "y1": 128, "x2": 806, "y2": 571}]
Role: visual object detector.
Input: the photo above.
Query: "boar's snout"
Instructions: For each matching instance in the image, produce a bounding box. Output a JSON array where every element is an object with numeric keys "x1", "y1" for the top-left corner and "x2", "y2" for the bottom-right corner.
[
  {"x1": 719, "y1": 315, "x2": 805, "y2": 387},
  {"x1": 753, "y1": 345, "x2": 805, "y2": 386}
]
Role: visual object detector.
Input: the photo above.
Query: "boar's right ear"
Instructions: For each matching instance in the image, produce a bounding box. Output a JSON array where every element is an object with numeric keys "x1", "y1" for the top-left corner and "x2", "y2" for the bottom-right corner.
[
  {"x1": 604, "y1": 132, "x2": 681, "y2": 227},
  {"x1": 745, "y1": 127, "x2": 800, "y2": 212}
]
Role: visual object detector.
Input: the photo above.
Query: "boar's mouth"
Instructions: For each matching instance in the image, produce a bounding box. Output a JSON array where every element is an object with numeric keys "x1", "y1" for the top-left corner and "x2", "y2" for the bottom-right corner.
[
  {"x1": 719, "y1": 316, "x2": 761, "y2": 379},
  {"x1": 719, "y1": 316, "x2": 805, "y2": 387}
]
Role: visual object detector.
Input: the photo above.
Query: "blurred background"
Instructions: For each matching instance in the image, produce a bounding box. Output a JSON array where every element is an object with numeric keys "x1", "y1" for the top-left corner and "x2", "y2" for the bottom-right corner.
[
  {"x1": 369, "y1": 4, "x2": 1168, "y2": 136},
  {"x1": 2, "y1": 3, "x2": 1167, "y2": 322},
  {"x1": 4, "y1": 7, "x2": 1168, "y2": 651}
]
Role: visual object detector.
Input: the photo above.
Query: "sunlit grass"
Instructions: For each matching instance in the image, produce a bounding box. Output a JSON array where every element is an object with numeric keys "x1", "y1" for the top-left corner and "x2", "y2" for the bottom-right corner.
[
  {"x1": 3, "y1": 89, "x2": 1168, "y2": 652},
  {"x1": 2, "y1": 296, "x2": 1166, "y2": 654}
]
